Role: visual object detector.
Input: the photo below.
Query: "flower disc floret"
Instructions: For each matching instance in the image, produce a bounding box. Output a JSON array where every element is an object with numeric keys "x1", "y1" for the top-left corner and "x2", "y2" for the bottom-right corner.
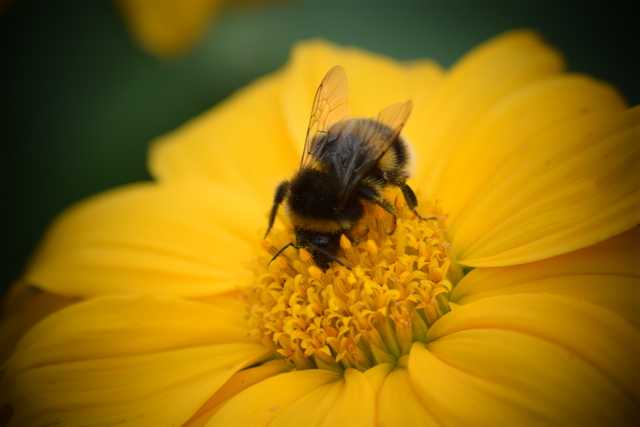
[{"x1": 246, "y1": 194, "x2": 462, "y2": 372}]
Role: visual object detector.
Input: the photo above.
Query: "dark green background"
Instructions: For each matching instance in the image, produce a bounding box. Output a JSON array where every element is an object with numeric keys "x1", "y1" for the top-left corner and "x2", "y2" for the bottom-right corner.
[{"x1": 2, "y1": 0, "x2": 638, "y2": 290}]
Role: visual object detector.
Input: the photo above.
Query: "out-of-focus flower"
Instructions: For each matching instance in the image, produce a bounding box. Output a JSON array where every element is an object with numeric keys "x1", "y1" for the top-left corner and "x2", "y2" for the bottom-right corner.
[
  {"x1": 115, "y1": 0, "x2": 227, "y2": 57},
  {"x1": 115, "y1": 0, "x2": 277, "y2": 58},
  {"x1": 1, "y1": 31, "x2": 639, "y2": 425}
]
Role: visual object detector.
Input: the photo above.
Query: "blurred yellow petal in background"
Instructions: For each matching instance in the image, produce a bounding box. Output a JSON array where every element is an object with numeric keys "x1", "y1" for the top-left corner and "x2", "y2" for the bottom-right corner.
[{"x1": 115, "y1": 0, "x2": 280, "y2": 58}]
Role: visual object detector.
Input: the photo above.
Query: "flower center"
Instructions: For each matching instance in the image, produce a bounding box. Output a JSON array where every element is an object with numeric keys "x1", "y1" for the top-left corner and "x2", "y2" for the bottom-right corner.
[{"x1": 246, "y1": 192, "x2": 461, "y2": 373}]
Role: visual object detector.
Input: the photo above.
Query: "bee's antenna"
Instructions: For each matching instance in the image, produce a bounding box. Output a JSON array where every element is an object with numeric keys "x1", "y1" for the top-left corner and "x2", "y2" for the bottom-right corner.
[
  {"x1": 268, "y1": 242, "x2": 297, "y2": 265},
  {"x1": 268, "y1": 242, "x2": 351, "y2": 271},
  {"x1": 310, "y1": 244, "x2": 351, "y2": 270}
]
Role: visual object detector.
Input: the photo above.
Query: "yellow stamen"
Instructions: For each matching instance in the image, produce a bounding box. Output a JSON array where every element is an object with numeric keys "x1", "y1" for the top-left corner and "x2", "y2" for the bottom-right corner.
[
  {"x1": 275, "y1": 255, "x2": 298, "y2": 278},
  {"x1": 374, "y1": 205, "x2": 388, "y2": 240},
  {"x1": 340, "y1": 234, "x2": 359, "y2": 267},
  {"x1": 299, "y1": 248, "x2": 315, "y2": 267},
  {"x1": 247, "y1": 197, "x2": 461, "y2": 372},
  {"x1": 366, "y1": 239, "x2": 379, "y2": 267},
  {"x1": 261, "y1": 239, "x2": 279, "y2": 257}
]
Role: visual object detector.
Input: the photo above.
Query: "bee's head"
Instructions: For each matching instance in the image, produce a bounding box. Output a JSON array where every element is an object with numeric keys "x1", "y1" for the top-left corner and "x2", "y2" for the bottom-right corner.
[{"x1": 293, "y1": 227, "x2": 341, "y2": 271}]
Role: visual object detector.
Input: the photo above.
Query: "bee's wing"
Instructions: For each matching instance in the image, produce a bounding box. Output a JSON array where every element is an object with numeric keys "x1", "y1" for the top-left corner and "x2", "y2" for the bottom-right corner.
[
  {"x1": 334, "y1": 100, "x2": 414, "y2": 204},
  {"x1": 301, "y1": 65, "x2": 350, "y2": 168}
]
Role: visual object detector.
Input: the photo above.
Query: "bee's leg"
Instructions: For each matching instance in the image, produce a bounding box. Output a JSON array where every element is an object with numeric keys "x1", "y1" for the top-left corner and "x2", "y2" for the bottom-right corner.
[
  {"x1": 357, "y1": 185, "x2": 397, "y2": 235},
  {"x1": 265, "y1": 180, "x2": 290, "y2": 238},
  {"x1": 398, "y1": 182, "x2": 436, "y2": 221},
  {"x1": 350, "y1": 226, "x2": 370, "y2": 246}
]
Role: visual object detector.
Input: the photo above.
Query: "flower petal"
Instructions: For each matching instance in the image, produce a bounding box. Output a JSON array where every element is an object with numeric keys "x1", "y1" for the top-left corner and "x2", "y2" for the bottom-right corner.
[
  {"x1": 451, "y1": 103, "x2": 639, "y2": 266},
  {"x1": 184, "y1": 360, "x2": 292, "y2": 427},
  {"x1": 225, "y1": 368, "x2": 375, "y2": 427},
  {"x1": 377, "y1": 363, "x2": 439, "y2": 426},
  {"x1": 316, "y1": 369, "x2": 375, "y2": 427},
  {"x1": 0, "y1": 281, "x2": 75, "y2": 364},
  {"x1": 437, "y1": 74, "x2": 625, "y2": 222},
  {"x1": 416, "y1": 30, "x2": 565, "y2": 195},
  {"x1": 451, "y1": 227, "x2": 640, "y2": 328},
  {"x1": 208, "y1": 369, "x2": 341, "y2": 426},
  {"x1": 3, "y1": 295, "x2": 253, "y2": 380},
  {"x1": 4, "y1": 345, "x2": 268, "y2": 427},
  {"x1": 149, "y1": 69, "x2": 297, "y2": 205},
  {"x1": 427, "y1": 294, "x2": 640, "y2": 405},
  {"x1": 362, "y1": 362, "x2": 394, "y2": 397},
  {"x1": 1, "y1": 296, "x2": 270, "y2": 427},
  {"x1": 115, "y1": 0, "x2": 225, "y2": 58},
  {"x1": 410, "y1": 328, "x2": 638, "y2": 425},
  {"x1": 26, "y1": 181, "x2": 262, "y2": 298},
  {"x1": 268, "y1": 378, "x2": 345, "y2": 427},
  {"x1": 415, "y1": 30, "x2": 638, "y2": 266}
]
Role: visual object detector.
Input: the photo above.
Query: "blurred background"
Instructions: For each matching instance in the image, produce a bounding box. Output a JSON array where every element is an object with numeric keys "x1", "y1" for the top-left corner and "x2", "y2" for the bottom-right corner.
[{"x1": 2, "y1": 0, "x2": 638, "y2": 291}]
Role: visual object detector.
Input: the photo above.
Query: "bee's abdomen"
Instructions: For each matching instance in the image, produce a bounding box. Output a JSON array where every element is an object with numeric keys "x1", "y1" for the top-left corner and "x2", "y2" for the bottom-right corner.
[{"x1": 378, "y1": 137, "x2": 410, "y2": 176}]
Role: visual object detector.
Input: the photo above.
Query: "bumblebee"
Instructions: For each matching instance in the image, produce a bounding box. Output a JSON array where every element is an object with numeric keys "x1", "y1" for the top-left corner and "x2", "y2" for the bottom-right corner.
[{"x1": 265, "y1": 65, "x2": 430, "y2": 270}]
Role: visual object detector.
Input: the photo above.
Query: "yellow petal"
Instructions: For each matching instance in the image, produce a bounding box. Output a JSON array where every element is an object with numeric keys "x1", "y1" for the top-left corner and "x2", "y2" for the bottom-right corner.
[
  {"x1": 452, "y1": 104, "x2": 639, "y2": 267},
  {"x1": 269, "y1": 378, "x2": 345, "y2": 427},
  {"x1": 410, "y1": 329, "x2": 638, "y2": 425},
  {"x1": 409, "y1": 342, "x2": 522, "y2": 426},
  {"x1": 149, "y1": 40, "x2": 444, "y2": 201},
  {"x1": 427, "y1": 294, "x2": 640, "y2": 403},
  {"x1": 281, "y1": 40, "x2": 444, "y2": 168},
  {"x1": 318, "y1": 369, "x2": 375, "y2": 427},
  {"x1": 431, "y1": 73, "x2": 625, "y2": 224},
  {"x1": 416, "y1": 30, "x2": 565, "y2": 196},
  {"x1": 4, "y1": 344, "x2": 268, "y2": 427},
  {"x1": 1, "y1": 297, "x2": 269, "y2": 426},
  {"x1": 362, "y1": 362, "x2": 394, "y2": 396},
  {"x1": 0, "y1": 281, "x2": 75, "y2": 364},
  {"x1": 3, "y1": 295, "x2": 253, "y2": 382},
  {"x1": 115, "y1": 0, "x2": 226, "y2": 58},
  {"x1": 377, "y1": 364, "x2": 439, "y2": 426},
  {"x1": 208, "y1": 369, "x2": 341, "y2": 425},
  {"x1": 251, "y1": 369, "x2": 375, "y2": 427},
  {"x1": 184, "y1": 360, "x2": 292, "y2": 427},
  {"x1": 452, "y1": 227, "x2": 640, "y2": 328},
  {"x1": 193, "y1": 290, "x2": 248, "y2": 314},
  {"x1": 416, "y1": 30, "x2": 637, "y2": 266},
  {"x1": 438, "y1": 72, "x2": 625, "y2": 236},
  {"x1": 26, "y1": 181, "x2": 261, "y2": 298},
  {"x1": 149, "y1": 71, "x2": 298, "y2": 206}
]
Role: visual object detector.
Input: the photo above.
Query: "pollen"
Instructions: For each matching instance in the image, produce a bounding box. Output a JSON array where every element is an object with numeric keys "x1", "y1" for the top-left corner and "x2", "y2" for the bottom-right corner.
[{"x1": 246, "y1": 194, "x2": 461, "y2": 373}]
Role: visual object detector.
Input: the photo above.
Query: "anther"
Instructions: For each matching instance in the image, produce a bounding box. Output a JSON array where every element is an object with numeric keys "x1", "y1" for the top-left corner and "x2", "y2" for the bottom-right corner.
[
  {"x1": 366, "y1": 239, "x2": 379, "y2": 266},
  {"x1": 261, "y1": 239, "x2": 279, "y2": 257},
  {"x1": 308, "y1": 266, "x2": 332, "y2": 287},
  {"x1": 374, "y1": 205, "x2": 388, "y2": 240},
  {"x1": 340, "y1": 234, "x2": 359, "y2": 267},
  {"x1": 276, "y1": 256, "x2": 298, "y2": 278},
  {"x1": 299, "y1": 248, "x2": 315, "y2": 266}
]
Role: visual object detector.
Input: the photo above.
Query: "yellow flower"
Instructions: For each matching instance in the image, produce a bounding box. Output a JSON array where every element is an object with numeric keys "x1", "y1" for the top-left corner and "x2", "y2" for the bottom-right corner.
[
  {"x1": 115, "y1": 0, "x2": 227, "y2": 57},
  {"x1": 115, "y1": 0, "x2": 272, "y2": 58},
  {"x1": 2, "y1": 31, "x2": 640, "y2": 425}
]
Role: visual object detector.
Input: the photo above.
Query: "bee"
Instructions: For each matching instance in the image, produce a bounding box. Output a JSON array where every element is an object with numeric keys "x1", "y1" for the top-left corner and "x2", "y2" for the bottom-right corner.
[{"x1": 265, "y1": 65, "x2": 431, "y2": 270}]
